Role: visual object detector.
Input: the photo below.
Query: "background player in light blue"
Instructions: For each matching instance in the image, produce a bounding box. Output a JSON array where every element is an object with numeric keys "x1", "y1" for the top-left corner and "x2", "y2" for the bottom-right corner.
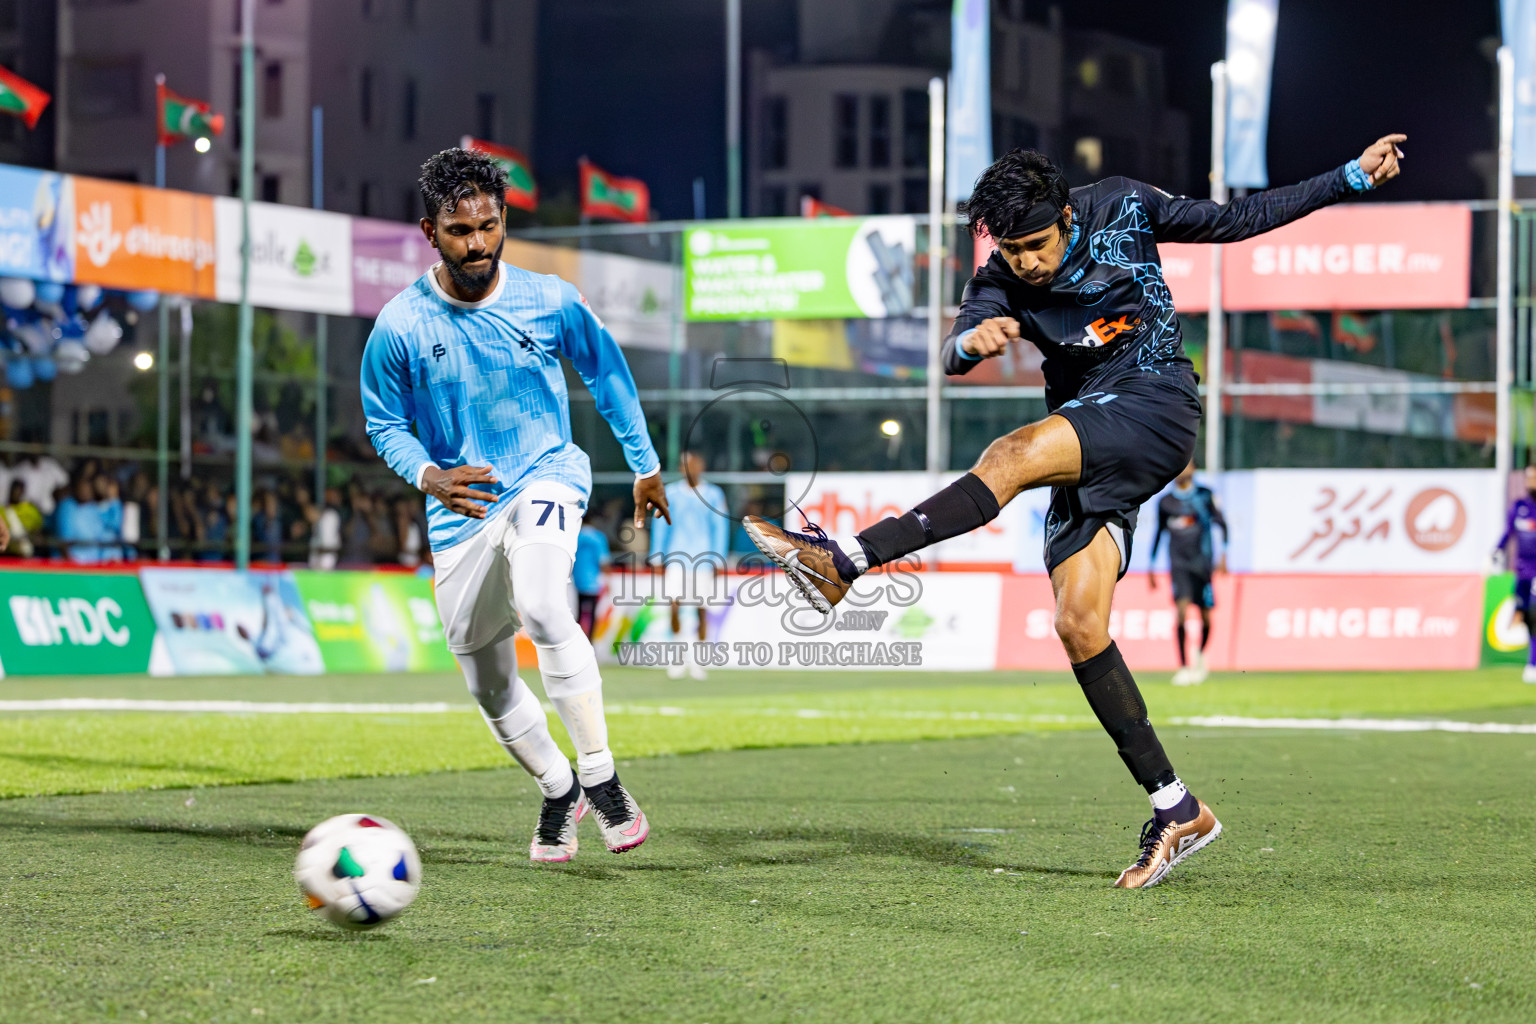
[
  {"x1": 649, "y1": 451, "x2": 730, "y2": 680},
  {"x1": 573, "y1": 519, "x2": 611, "y2": 641},
  {"x1": 362, "y1": 148, "x2": 670, "y2": 863}
]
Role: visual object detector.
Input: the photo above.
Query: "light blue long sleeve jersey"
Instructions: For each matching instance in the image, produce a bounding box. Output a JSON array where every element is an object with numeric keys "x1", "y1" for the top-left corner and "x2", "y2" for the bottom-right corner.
[
  {"x1": 649, "y1": 478, "x2": 730, "y2": 562},
  {"x1": 361, "y1": 261, "x2": 660, "y2": 552}
]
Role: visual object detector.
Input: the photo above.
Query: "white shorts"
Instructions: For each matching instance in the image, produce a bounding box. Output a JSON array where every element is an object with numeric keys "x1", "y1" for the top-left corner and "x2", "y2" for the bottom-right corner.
[
  {"x1": 432, "y1": 481, "x2": 585, "y2": 654},
  {"x1": 659, "y1": 560, "x2": 720, "y2": 605}
]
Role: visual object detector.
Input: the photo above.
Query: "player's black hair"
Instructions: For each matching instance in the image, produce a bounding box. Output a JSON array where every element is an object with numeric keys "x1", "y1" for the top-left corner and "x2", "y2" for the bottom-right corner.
[
  {"x1": 961, "y1": 148, "x2": 1070, "y2": 240},
  {"x1": 418, "y1": 148, "x2": 508, "y2": 221}
]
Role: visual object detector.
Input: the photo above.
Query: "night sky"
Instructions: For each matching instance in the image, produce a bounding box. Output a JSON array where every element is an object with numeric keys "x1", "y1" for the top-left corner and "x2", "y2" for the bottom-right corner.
[{"x1": 535, "y1": 1, "x2": 1503, "y2": 219}]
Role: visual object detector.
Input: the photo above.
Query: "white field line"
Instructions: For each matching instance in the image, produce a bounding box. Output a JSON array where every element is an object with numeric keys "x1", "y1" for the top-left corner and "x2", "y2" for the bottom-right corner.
[{"x1": 0, "y1": 699, "x2": 1533, "y2": 735}]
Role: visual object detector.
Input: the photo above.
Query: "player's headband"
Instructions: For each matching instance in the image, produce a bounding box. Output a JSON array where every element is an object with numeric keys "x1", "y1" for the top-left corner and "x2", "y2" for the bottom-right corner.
[{"x1": 997, "y1": 201, "x2": 1065, "y2": 240}]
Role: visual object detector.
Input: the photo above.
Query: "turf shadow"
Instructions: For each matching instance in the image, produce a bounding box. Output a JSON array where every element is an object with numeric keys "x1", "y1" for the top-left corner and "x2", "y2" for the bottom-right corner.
[
  {"x1": 263, "y1": 927, "x2": 393, "y2": 942},
  {"x1": 0, "y1": 818, "x2": 308, "y2": 846},
  {"x1": 0, "y1": 751, "x2": 252, "y2": 779}
]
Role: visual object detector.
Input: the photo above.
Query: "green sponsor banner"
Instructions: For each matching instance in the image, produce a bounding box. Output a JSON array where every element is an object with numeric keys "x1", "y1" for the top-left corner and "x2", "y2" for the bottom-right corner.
[
  {"x1": 291, "y1": 571, "x2": 456, "y2": 673},
  {"x1": 684, "y1": 217, "x2": 916, "y2": 321},
  {"x1": 1482, "y1": 572, "x2": 1530, "y2": 666},
  {"x1": 0, "y1": 571, "x2": 156, "y2": 675}
]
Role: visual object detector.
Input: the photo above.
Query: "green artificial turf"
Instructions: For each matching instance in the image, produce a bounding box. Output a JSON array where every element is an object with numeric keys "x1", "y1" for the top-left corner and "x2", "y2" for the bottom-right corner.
[
  {"x1": 2, "y1": 667, "x2": 1536, "y2": 799},
  {"x1": 2, "y1": 728, "x2": 1534, "y2": 1023}
]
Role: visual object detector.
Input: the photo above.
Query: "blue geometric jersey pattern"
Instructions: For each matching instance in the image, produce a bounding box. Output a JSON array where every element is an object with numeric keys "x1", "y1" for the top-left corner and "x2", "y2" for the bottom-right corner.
[
  {"x1": 361, "y1": 261, "x2": 659, "y2": 553},
  {"x1": 942, "y1": 161, "x2": 1368, "y2": 410},
  {"x1": 649, "y1": 479, "x2": 731, "y2": 562}
]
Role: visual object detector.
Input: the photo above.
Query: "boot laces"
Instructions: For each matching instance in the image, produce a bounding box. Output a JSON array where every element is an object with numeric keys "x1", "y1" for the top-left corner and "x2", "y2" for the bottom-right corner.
[
  {"x1": 535, "y1": 791, "x2": 578, "y2": 846},
  {"x1": 585, "y1": 778, "x2": 633, "y2": 828}
]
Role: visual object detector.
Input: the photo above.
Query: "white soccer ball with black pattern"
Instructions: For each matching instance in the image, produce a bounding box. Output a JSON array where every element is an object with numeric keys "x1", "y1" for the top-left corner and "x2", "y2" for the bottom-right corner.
[{"x1": 294, "y1": 813, "x2": 421, "y2": 929}]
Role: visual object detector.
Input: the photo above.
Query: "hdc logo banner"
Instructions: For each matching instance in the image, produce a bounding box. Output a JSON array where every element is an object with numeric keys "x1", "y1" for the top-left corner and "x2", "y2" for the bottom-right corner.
[{"x1": 0, "y1": 571, "x2": 156, "y2": 676}]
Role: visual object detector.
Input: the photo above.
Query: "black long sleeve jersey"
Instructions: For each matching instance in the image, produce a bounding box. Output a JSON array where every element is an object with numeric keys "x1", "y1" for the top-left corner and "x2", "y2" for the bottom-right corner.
[{"x1": 942, "y1": 165, "x2": 1361, "y2": 410}]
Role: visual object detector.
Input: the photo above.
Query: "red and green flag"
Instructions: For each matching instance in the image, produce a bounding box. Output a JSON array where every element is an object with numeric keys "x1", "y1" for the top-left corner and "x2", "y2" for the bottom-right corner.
[
  {"x1": 579, "y1": 159, "x2": 650, "y2": 223},
  {"x1": 0, "y1": 66, "x2": 50, "y2": 129},
  {"x1": 801, "y1": 196, "x2": 851, "y2": 218},
  {"x1": 460, "y1": 135, "x2": 538, "y2": 212},
  {"x1": 156, "y1": 75, "x2": 224, "y2": 146}
]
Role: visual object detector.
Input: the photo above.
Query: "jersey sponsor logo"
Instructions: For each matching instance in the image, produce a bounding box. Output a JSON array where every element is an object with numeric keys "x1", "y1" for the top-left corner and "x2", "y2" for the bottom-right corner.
[
  {"x1": 1076, "y1": 280, "x2": 1109, "y2": 306},
  {"x1": 1081, "y1": 314, "x2": 1141, "y2": 346},
  {"x1": 431, "y1": 342, "x2": 446, "y2": 361},
  {"x1": 510, "y1": 324, "x2": 537, "y2": 352},
  {"x1": 1516, "y1": 516, "x2": 1536, "y2": 533}
]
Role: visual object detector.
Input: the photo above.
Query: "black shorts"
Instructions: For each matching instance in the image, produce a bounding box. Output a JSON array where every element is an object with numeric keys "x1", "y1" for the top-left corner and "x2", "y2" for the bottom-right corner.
[
  {"x1": 1044, "y1": 367, "x2": 1201, "y2": 576},
  {"x1": 1171, "y1": 567, "x2": 1214, "y2": 607}
]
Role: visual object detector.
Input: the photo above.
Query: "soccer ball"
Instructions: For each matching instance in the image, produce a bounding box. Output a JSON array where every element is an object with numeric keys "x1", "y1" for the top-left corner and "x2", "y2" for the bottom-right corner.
[{"x1": 294, "y1": 813, "x2": 422, "y2": 930}]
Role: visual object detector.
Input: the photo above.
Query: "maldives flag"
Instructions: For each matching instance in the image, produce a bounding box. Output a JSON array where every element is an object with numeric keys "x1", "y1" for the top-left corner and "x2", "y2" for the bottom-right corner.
[
  {"x1": 579, "y1": 159, "x2": 649, "y2": 223},
  {"x1": 0, "y1": 66, "x2": 50, "y2": 129},
  {"x1": 460, "y1": 135, "x2": 538, "y2": 212},
  {"x1": 157, "y1": 76, "x2": 224, "y2": 145},
  {"x1": 801, "y1": 196, "x2": 851, "y2": 218}
]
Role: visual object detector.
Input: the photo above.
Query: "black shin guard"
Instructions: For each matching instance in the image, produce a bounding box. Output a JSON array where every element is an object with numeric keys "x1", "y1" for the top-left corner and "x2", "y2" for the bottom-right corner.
[
  {"x1": 1200, "y1": 618, "x2": 1212, "y2": 651},
  {"x1": 1175, "y1": 622, "x2": 1187, "y2": 667},
  {"x1": 856, "y1": 472, "x2": 1001, "y2": 569},
  {"x1": 1072, "y1": 642, "x2": 1176, "y2": 793}
]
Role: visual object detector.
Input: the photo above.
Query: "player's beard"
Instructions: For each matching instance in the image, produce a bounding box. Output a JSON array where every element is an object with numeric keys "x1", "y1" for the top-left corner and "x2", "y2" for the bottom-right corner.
[{"x1": 440, "y1": 236, "x2": 505, "y2": 295}]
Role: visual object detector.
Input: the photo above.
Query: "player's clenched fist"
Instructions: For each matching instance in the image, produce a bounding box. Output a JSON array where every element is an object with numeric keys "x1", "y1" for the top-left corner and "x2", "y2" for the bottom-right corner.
[
  {"x1": 961, "y1": 317, "x2": 1021, "y2": 359},
  {"x1": 421, "y1": 464, "x2": 499, "y2": 519}
]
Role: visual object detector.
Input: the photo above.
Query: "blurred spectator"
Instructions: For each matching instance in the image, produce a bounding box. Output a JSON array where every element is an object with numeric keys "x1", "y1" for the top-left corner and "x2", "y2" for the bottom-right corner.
[
  {"x1": 2, "y1": 479, "x2": 42, "y2": 557},
  {"x1": 342, "y1": 487, "x2": 372, "y2": 565},
  {"x1": 574, "y1": 518, "x2": 611, "y2": 640},
  {"x1": 94, "y1": 474, "x2": 124, "y2": 562},
  {"x1": 56, "y1": 477, "x2": 104, "y2": 563},
  {"x1": 13, "y1": 454, "x2": 69, "y2": 515},
  {"x1": 395, "y1": 496, "x2": 426, "y2": 569},
  {"x1": 310, "y1": 486, "x2": 343, "y2": 569},
  {"x1": 253, "y1": 490, "x2": 285, "y2": 565}
]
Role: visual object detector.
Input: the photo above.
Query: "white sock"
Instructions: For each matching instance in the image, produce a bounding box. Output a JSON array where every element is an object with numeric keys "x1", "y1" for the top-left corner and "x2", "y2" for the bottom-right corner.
[
  {"x1": 455, "y1": 641, "x2": 574, "y2": 798},
  {"x1": 1149, "y1": 778, "x2": 1189, "y2": 811},
  {"x1": 831, "y1": 533, "x2": 868, "y2": 575},
  {"x1": 538, "y1": 634, "x2": 615, "y2": 787}
]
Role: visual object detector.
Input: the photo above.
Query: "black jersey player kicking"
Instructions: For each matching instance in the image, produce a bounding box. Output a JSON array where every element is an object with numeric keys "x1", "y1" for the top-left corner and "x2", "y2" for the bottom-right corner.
[{"x1": 745, "y1": 135, "x2": 1405, "y2": 888}]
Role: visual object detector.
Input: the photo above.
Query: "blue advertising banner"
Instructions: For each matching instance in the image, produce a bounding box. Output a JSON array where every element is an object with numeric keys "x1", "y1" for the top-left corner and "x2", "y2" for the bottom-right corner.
[
  {"x1": 138, "y1": 568, "x2": 324, "y2": 676},
  {"x1": 0, "y1": 165, "x2": 73, "y2": 282},
  {"x1": 1504, "y1": 0, "x2": 1536, "y2": 174},
  {"x1": 946, "y1": 0, "x2": 992, "y2": 204},
  {"x1": 1224, "y1": 0, "x2": 1279, "y2": 190}
]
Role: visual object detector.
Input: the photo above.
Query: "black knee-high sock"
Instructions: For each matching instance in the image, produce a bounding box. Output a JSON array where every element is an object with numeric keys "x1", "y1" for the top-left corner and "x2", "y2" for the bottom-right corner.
[
  {"x1": 856, "y1": 472, "x2": 1000, "y2": 568},
  {"x1": 1071, "y1": 642, "x2": 1176, "y2": 793},
  {"x1": 1200, "y1": 617, "x2": 1212, "y2": 652},
  {"x1": 1175, "y1": 620, "x2": 1187, "y2": 666}
]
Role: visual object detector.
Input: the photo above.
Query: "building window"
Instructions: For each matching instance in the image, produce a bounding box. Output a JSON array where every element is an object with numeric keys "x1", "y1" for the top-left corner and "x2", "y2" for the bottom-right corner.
[
  {"x1": 901, "y1": 177, "x2": 928, "y2": 214},
  {"x1": 360, "y1": 67, "x2": 375, "y2": 129},
  {"x1": 760, "y1": 185, "x2": 786, "y2": 216},
  {"x1": 261, "y1": 174, "x2": 280, "y2": 203},
  {"x1": 833, "y1": 94, "x2": 858, "y2": 169},
  {"x1": 868, "y1": 95, "x2": 890, "y2": 169},
  {"x1": 263, "y1": 61, "x2": 282, "y2": 119},
  {"x1": 68, "y1": 56, "x2": 142, "y2": 119},
  {"x1": 868, "y1": 183, "x2": 891, "y2": 214},
  {"x1": 475, "y1": 92, "x2": 496, "y2": 141},
  {"x1": 901, "y1": 88, "x2": 928, "y2": 168},
  {"x1": 761, "y1": 96, "x2": 787, "y2": 170},
  {"x1": 401, "y1": 78, "x2": 417, "y2": 141},
  {"x1": 359, "y1": 181, "x2": 377, "y2": 217},
  {"x1": 478, "y1": 0, "x2": 494, "y2": 43},
  {"x1": 992, "y1": 115, "x2": 1037, "y2": 153}
]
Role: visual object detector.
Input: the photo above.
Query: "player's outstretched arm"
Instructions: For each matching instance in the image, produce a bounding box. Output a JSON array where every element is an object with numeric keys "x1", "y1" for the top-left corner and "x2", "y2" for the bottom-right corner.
[
  {"x1": 943, "y1": 273, "x2": 1019, "y2": 374},
  {"x1": 556, "y1": 281, "x2": 662, "y2": 486},
  {"x1": 1141, "y1": 133, "x2": 1406, "y2": 246}
]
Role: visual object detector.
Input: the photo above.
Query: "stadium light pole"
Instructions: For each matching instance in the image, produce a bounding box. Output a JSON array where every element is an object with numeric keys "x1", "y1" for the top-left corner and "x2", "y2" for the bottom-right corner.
[
  {"x1": 1205, "y1": 61, "x2": 1229, "y2": 479},
  {"x1": 234, "y1": 0, "x2": 256, "y2": 570},
  {"x1": 154, "y1": 75, "x2": 169, "y2": 561},
  {"x1": 926, "y1": 76, "x2": 945, "y2": 474},
  {"x1": 1497, "y1": 45, "x2": 1515, "y2": 493},
  {"x1": 726, "y1": 0, "x2": 741, "y2": 218},
  {"x1": 313, "y1": 104, "x2": 328, "y2": 511}
]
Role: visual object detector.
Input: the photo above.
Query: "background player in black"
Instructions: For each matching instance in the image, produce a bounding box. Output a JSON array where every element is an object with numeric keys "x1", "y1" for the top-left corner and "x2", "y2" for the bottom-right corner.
[
  {"x1": 1148, "y1": 460, "x2": 1227, "y2": 686},
  {"x1": 745, "y1": 134, "x2": 1404, "y2": 889}
]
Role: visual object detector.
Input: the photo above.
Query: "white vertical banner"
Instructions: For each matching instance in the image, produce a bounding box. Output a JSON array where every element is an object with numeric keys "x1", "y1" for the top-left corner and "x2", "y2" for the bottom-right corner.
[
  {"x1": 1503, "y1": 0, "x2": 1536, "y2": 173},
  {"x1": 1224, "y1": 0, "x2": 1279, "y2": 190},
  {"x1": 945, "y1": 0, "x2": 991, "y2": 204}
]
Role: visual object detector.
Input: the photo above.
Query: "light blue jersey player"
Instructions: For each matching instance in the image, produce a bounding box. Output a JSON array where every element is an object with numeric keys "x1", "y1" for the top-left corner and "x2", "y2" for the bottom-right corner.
[
  {"x1": 362, "y1": 148, "x2": 671, "y2": 864},
  {"x1": 648, "y1": 451, "x2": 730, "y2": 679}
]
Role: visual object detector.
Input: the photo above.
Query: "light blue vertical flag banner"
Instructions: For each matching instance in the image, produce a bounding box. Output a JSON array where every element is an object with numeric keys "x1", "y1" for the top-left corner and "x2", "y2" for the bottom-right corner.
[
  {"x1": 1504, "y1": 0, "x2": 1536, "y2": 174},
  {"x1": 1224, "y1": 0, "x2": 1279, "y2": 190},
  {"x1": 946, "y1": 0, "x2": 992, "y2": 204}
]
